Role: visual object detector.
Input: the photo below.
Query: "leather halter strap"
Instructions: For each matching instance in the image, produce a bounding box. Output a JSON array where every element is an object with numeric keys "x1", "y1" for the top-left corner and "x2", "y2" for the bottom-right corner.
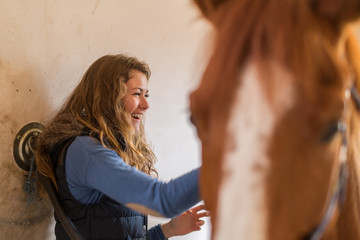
[
  {"x1": 303, "y1": 85, "x2": 360, "y2": 240},
  {"x1": 303, "y1": 124, "x2": 348, "y2": 240}
]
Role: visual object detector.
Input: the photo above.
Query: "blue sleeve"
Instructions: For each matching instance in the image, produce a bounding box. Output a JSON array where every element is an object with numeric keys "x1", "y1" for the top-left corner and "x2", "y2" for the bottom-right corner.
[
  {"x1": 147, "y1": 224, "x2": 167, "y2": 240},
  {"x1": 65, "y1": 136, "x2": 200, "y2": 218}
]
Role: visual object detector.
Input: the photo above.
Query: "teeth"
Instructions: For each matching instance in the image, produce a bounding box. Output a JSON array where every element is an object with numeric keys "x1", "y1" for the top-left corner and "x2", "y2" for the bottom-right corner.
[{"x1": 131, "y1": 113, "x2": 142, "y2": 119}]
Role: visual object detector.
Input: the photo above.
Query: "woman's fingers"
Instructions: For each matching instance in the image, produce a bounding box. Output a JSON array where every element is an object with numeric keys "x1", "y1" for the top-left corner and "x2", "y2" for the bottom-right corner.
[
  {"x1": 196, "y1": 220, "x2": 205, "y2": 226},
  {"x1": 197, "y1": 211, "x2": 210, "y2": 219},
  {"x1": 191, "y1": 204, "x2": 207, "y2": 213}
]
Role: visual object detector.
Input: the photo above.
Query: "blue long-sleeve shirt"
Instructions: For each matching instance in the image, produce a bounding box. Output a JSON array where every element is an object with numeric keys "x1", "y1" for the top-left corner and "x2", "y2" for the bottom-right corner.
[{"x1": 64, "y1": 136, "x2": 200, "y2": 239}]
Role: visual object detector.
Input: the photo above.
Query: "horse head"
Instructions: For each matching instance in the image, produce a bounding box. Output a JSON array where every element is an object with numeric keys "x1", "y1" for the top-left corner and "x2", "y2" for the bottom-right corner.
[{"x1": 190, "y1": 0, "x2": 360, "y2": 239}]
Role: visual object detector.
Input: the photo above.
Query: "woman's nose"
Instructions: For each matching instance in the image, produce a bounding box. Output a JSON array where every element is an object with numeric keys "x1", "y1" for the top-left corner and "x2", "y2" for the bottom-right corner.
[{"x1": 140, "y1": 96, "x2": 149, "y2": 110}]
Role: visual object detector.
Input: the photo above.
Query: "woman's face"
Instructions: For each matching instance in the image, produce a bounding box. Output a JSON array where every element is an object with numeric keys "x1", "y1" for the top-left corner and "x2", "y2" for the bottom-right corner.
[{"x1": 122, "y1": 69, "x2": 149, "y2": 131}]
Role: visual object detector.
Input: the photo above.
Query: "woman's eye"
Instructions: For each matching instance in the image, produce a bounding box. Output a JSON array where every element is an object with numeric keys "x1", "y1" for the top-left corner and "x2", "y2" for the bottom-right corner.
[{"x1": 131, "y1": 92, "x2": 149, "y2": 97}]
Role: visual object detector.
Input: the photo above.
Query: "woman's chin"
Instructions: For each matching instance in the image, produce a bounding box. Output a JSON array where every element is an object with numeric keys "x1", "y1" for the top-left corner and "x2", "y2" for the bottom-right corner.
[{"x1": 131, "y1": 121, "x2": 140, "y2": 131}]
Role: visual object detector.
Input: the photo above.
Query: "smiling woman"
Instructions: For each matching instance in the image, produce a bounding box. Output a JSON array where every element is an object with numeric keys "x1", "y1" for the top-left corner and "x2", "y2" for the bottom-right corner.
[{"x1": 35, "y1": 54, "x2": 209, "y2": 240}]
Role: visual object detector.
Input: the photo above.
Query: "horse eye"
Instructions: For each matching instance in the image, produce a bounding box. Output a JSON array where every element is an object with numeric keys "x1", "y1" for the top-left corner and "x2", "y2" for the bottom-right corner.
[{"x1": 320, "y1": 121, "x2": 341, "y2": 143}]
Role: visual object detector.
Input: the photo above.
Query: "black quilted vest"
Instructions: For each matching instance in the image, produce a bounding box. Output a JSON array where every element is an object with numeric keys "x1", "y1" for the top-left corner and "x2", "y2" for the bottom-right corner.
[{"x1": 51, "y1": 136, "x2": 148, "y2": 240}]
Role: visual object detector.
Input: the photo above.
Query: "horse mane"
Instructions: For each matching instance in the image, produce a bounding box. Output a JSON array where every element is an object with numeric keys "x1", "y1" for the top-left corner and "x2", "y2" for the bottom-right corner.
[{"x1": 341, "y1": 30, "x2": 360, "y2": 238}]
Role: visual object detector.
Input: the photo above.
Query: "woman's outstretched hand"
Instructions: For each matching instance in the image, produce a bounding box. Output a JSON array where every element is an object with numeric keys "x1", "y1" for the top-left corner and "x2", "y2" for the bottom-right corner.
[{"x1": 161, "y1": 204, "x2": 210, "y2": 238}]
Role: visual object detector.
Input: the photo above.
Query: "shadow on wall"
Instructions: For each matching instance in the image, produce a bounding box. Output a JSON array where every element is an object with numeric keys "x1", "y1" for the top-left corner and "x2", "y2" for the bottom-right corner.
[{"x1": 0, "y1": 57, "x2": 54, "y2": 239}]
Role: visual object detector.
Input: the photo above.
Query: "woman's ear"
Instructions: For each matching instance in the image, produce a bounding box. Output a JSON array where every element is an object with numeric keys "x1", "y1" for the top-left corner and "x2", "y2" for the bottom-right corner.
[{"x1": 311, "y1": 0, "x2": 360, "y2": 26}]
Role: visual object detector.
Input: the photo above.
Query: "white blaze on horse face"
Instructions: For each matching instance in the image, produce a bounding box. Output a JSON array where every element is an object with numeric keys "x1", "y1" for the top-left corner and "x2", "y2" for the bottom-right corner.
[{"x1": 214, "y1": 61, "x2": 295, "y2": 240}]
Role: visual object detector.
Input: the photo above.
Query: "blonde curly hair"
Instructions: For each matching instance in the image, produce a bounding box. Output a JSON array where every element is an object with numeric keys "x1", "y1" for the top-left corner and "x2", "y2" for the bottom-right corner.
[{"x1": 36, "y1": 54, "x2": 157, "y2": 189}]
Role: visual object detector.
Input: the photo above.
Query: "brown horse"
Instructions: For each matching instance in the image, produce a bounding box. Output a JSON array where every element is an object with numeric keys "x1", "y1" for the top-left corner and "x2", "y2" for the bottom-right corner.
[{"x1": 190, "y1": 0, "x2": 360, "y2": 239}]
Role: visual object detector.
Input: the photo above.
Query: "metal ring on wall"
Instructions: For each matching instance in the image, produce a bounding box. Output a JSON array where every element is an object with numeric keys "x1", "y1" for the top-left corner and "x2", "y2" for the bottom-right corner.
[{"x1": 13, "y1": 122, "x2": 45, "y2": 171}]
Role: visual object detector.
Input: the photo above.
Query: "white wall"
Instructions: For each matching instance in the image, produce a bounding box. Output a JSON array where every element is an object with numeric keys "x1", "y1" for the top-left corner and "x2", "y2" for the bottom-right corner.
[{"x1": 0, "y1": 1, "x2": 213, "y2": 239}]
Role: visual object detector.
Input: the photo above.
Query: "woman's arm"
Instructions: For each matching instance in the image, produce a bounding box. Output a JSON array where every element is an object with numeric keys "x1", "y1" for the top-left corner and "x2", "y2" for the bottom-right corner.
[{"x1": 65, "y1": 136, "x2": 200, "y2": 218}]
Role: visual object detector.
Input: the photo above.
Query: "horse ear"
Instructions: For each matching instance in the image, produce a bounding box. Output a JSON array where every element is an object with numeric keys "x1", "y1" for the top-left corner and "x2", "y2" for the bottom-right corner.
[
  {"x1": 311, "y1": 0, "x2": 360, "y2": 25},
  {"x1": 193, "y1": 0, "x2": 230, "y2": 20}
]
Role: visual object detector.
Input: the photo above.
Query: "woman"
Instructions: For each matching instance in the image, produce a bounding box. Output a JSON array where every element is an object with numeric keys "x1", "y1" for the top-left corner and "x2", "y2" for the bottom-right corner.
[{"x1": 36, "y1": 54, "x2": 208, "y2": 239}]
